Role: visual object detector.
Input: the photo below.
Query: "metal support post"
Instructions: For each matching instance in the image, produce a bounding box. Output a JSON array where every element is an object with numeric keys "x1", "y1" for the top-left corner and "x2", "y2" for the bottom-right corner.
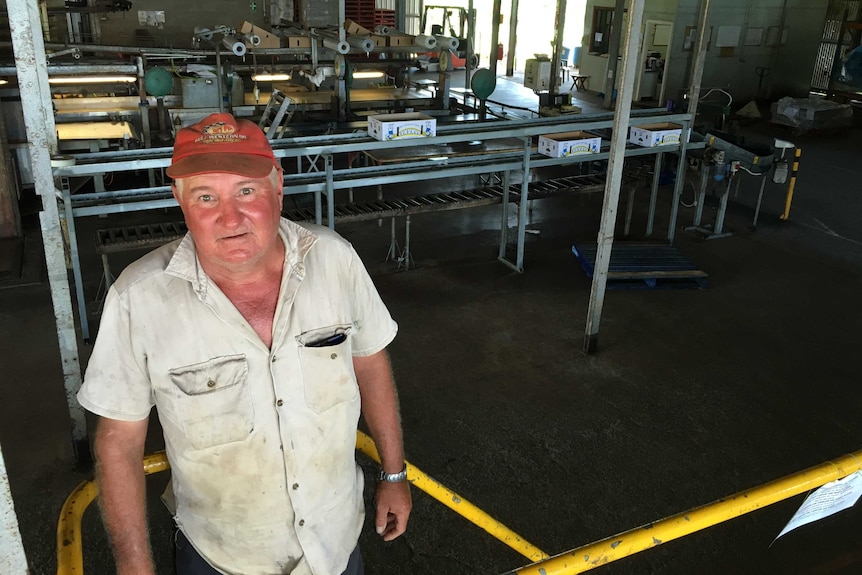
[
  {"x1": 752, "y1": 175, "x2": 768, "y2": 227},
  {"x1": 645, "y1": 152, "x2": 662, "y2": 235},
  {"x1": 61, "y1": 177, "x2": 90, "y2": 341},
  {"x1": 0, "y1": 443, "x2": 28, "y2": 575},
  {"x1": 8, "y1": 0, "x2": 89, "y2": 465},
  {"x1": 602, "y1": 0, "x2": 626, "y2": 109},
  {"x1": 666, "y1": 118, "x2": 693, "y2": 243},
  {"x1": 489, "y1": 0, "x2": 502, "y2": 78},
  {"x1": 465, "y1": 0, "x2": 475, "y2": 90},
  {"x1": 498, "y1": 170, "x2": 512, "y2": 258},
  {"x1": 548, "y1": 0, "x2": 567, "y2": 97},
  {"x1": 506, "y1": 0, "x2": 519, "y2": 76},
  {"x1": 498, "y1": 139, "x2": 531, "y2": 272},
  {"x1": 584, "y1": 0, "x2": 645, "y2": 355},
  {"x1": 324, "y1": 154, "x2": 335, "y2": 229},
  {"x1": 711, "y1": 175, "x2": 732, "y2": 237},
  {"x1": 779, "y1": 147, "x2": 801, "y2": 220},
  {"x1": 691, "y1": 162, "x2": 709, "y2": 227},
  {"x1": 399, "y1": 215, "x2": 414, "y2": 270},
  {"x1": 386, "y1": 218, "x2": 400, "y2": 263},
  {"x1": 623, "y1": 183, "x2": 635, "y2": 237}
]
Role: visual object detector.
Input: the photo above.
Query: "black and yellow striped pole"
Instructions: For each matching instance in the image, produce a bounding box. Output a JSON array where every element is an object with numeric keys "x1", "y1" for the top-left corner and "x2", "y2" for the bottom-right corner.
[{"x1": 779, "y1": 147, "x2": 802, "y2": 221}]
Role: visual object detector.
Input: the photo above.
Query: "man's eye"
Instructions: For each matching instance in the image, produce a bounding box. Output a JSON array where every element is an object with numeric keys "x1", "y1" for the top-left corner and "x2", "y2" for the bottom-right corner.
[
  {"x1": 240, "y1": 188, "x2": 254, "y2": 196},
  {"x1": 196, "y1": 194, "x2": 214, "y2": 203}
]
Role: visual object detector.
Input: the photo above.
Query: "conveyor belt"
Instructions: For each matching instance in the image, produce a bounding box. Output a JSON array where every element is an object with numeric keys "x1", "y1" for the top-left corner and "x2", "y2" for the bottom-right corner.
[
  {"x1": 95, "y1": 221, "x2": 188, "y2": 254},
  {"x1": 95, "y1": 173, "x2": 610, "y2": 253}
]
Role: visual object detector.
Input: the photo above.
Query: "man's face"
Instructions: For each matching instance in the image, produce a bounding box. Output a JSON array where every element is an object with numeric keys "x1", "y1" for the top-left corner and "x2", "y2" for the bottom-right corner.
[{"x1": 173, "y1": 170, "x2": 284, "y2": 276}]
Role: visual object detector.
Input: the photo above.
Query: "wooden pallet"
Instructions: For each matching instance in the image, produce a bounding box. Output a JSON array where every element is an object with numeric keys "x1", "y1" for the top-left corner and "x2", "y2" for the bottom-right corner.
[{"x1": 572, "y1": 242, "x2": 708, "y2": 290}]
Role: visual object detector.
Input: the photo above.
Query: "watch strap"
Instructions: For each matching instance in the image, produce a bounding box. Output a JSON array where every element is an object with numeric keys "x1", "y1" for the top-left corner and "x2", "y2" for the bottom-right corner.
[{"x1": 378, "y1": 464, "x2": 408, "y2": 483}]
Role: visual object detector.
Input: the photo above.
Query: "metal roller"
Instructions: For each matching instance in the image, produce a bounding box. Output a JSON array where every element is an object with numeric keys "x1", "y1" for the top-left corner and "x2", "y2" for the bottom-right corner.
[
  {"x1": 222, "y1": 34, "x2": 247, "y2": 56},
  {"x1": 434, "y1": 35, "x2": 460, "y2": 50},
  {"x1": 193, "y1": 26, "x2": 213, "y2": 41},
  {"x1": 347, "y1": 35, "x2": 375, "y2": 53},
  {"x1": 414, "y1": 34, "x2": 437, "y2": 49},
  {"x1": 375, "y1": 25, "x2": 391, "y2": 35},
  {"x1": 244, "y1": 33, "x2": 261, "y2": 46},
  {"x1": 322, "y1": 38, "x2": 350, "y2": 54}
]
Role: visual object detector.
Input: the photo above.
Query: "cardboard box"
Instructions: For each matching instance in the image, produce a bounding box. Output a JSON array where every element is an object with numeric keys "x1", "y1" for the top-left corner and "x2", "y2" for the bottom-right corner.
[
  {"x1": 286, "y1": 35, "x2": 313, "y2": 48},
  {"x1": 629, "y1": 122, "x2": 686, "y2": 147},
  {"x1": 538, "y1": 131, "x2": 601, "y2": 158},
  {"x1": 387, "y1": 34, "x2": 415, "y2": 47},
  {"x1": 370, "y1": 35, "x2": 387, "y2": 47},
  {"x1": 239, "y1": 21, "x2": 281, "y2": 48},
  {"x1": 344, "y1": 19, "x2": 371, "y2": 36},
  {"x1": 367, "y1": 112, "x2": 436, "y2": 141}
]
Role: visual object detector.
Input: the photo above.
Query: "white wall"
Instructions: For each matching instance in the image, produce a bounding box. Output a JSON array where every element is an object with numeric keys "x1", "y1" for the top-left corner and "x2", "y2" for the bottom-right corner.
[
  {"x1": 579, "y1": 0, "x2": 679, "y2": 96},
  {"x1": 667, "y1": 0, "x2": 830, "y2": 102}
]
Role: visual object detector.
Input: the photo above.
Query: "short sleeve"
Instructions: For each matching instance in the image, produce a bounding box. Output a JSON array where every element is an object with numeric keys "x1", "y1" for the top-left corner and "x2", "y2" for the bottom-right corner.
[
  {"x1": 77, "y1": 285, "x2": 154, "y2": 421},
  {"x1": 345, "y1": 246, "x2": 398, "y2": 356}
]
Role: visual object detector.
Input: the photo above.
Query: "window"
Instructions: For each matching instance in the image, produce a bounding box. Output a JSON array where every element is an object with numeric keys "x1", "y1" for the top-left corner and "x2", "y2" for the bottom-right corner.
[{"x1": 590, "y1": 7, "x2": 614, "y2": 54}]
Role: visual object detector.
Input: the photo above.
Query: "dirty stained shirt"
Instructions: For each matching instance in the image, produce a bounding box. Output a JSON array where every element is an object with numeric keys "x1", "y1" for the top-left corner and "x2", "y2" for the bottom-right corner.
[{"x1": 77, "y1": 219, "x2": 398, "y2": 575}]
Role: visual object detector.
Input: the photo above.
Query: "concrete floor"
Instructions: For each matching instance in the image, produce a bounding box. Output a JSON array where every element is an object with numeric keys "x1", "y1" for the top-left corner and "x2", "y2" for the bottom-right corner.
[{"x1": 2, "y1": 77, "x2": 862, "y2": 575}]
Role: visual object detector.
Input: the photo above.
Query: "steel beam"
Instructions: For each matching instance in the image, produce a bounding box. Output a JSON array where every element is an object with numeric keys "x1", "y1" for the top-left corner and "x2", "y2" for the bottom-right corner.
[
  {"x1": 505, "y1": 0, "x2": 519, "y2": 76},
  {"x1": 547, "y1": 0, "x2": 567, "y2": 96},
  {"x1": 584, "y1": 0, "x2": 645, "y2": 355},
  {"x1": 8, "y1": 0, "x2": 89, "y2": 465},
  {"x1": 602, "y1": 0, "x2": 626, "y2": 109},
  {"x1": 668, "y1": 0, "x2": 710, "y2": 244}
]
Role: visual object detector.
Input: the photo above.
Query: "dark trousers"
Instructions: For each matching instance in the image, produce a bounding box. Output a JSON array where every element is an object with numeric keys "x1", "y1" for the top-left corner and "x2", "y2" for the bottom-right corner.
[{"x1": 175, "y1": 529, "x2": 364, "y2": 575}]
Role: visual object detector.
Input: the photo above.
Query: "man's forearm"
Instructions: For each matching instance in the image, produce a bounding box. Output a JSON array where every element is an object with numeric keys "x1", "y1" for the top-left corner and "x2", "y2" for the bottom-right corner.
[
  {"x1": 95, "y1": 418, "x2": 154, "y2": 575},
  {"x1": 354, "y1": 350, "x2": 405, "y2": 472}
]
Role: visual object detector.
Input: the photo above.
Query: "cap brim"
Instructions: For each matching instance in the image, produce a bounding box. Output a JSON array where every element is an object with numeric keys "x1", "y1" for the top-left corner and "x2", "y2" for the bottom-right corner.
[{"x1": 166, "y1": 153, "x2": 276, "y2": 179}]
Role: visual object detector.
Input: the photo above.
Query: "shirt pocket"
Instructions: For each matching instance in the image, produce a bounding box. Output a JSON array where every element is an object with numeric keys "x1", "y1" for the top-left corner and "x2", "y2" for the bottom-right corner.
[
  {"x1": 168, "y1": 355, "x2": 254, "y2": 450},
  {"x1": 296, "y1": 325, "x2": 357, "y2": 414}
]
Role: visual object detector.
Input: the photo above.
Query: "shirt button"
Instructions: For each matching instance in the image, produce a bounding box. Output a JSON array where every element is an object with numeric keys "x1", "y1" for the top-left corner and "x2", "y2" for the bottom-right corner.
[
  {"x1": 330, "y1": 353, "x2": 337, "y2": 359},
  {"x1": 292, "y1": 483, "x2": 299, "y2": 490},
  {"x1": 207, "y1": 380, "x2": 216, "y2": 388},
  {"x1": 298, "y1": 519, "x2": 305, "y2": 527},
  {"x1": 271, "y1": 356, "x2": 277, "y2": 363},
  {"x1": 276, "y1": 399, "x2": 284, "y2": 406}
]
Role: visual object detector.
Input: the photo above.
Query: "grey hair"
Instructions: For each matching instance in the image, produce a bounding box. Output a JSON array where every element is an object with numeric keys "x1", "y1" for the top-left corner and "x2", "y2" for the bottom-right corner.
[{"x1": 173, "y1": 166, "x2": 281, "y2": 199}]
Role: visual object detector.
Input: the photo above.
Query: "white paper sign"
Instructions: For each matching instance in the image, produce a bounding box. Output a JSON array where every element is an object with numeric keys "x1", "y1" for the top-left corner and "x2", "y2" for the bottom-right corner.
[{"x1": 775, "y1": 471, "x2": 862, "y2": 541}]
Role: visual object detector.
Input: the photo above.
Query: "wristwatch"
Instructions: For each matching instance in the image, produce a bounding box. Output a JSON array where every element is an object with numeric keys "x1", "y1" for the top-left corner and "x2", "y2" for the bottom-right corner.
[{"x1": 378, "y1": 464, "x2": 408, "y2": 483}]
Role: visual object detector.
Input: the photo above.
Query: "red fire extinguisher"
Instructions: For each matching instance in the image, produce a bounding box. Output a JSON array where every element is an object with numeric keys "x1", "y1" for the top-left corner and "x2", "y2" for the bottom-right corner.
[{"x1": 497, "y1": 43, "x2": 503, "y2": 60}]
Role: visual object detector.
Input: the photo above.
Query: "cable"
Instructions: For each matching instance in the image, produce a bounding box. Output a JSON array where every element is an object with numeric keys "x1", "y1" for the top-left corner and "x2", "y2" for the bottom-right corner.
[
  {"x1": 700, "y1": 87, "x2": 733, "y2": 109},
  {"x1": 680, "y1": 178, "x2": 697, "y2": 208}
]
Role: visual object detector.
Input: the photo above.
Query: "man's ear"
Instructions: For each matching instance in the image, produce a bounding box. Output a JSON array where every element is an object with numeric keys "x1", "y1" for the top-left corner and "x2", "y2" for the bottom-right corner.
[{"x1": 275, "y1": 168, "x2": 284, "y2": 209}]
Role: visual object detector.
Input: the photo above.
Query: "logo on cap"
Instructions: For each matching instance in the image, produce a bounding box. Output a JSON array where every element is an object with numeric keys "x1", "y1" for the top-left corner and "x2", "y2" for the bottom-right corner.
[{"x1": 196, "y1": 121, "x2": 247, "y2": 145}]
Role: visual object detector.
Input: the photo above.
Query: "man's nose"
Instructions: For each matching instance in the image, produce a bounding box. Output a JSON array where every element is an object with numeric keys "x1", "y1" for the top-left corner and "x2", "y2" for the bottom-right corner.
[{"x1": 218, "y1": 199, "x2": 243, "y2": 227}]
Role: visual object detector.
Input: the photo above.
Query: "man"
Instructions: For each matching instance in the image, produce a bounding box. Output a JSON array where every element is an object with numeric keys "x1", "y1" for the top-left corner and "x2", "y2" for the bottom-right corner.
[{"x1": 77, "y1": 113, "x2": 411, "y2": 575}]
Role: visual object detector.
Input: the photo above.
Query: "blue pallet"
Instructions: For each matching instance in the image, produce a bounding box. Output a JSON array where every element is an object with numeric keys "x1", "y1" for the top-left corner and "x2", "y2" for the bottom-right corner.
[{"x1": 572, "y1": 243, "x2": 708, "y2": 290}]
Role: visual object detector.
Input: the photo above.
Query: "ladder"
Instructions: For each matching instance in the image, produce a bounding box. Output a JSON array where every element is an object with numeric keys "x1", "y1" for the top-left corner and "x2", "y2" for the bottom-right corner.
[{"x1": 257, "y1": 89, "x2": 293, "y2": 139}]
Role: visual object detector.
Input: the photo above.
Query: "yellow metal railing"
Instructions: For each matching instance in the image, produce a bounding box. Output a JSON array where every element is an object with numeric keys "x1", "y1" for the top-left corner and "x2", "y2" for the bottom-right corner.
[
  {"x1": 57, "y1": 439, "x2": 862, "y2": 575},
  {"x1": 57, "y1": 431, "x2": 547, "y2": 575},
  {"x1": 506, "y1": 449, "x2": 862, "y2": 575}
]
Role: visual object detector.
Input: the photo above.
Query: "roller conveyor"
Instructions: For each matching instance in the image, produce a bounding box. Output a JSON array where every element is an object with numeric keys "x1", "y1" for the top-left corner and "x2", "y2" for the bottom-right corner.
[{"x1": 94, "y1": 173, "x2": 614, "y2": 254}]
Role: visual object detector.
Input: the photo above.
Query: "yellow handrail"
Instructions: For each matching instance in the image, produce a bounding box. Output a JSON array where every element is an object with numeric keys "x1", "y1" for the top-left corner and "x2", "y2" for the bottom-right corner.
[
  {"x1": 355, "y1": 431, "x2": 550, "y2": 562},
  {"x1": 57, "y1": 452, "x2": 170, "y2": 575},
  {"x1": 57, "y1": 433, "x2": 548, "y2": 575},
  {"x1": 506, "y1": 449, "x2": 862, "y2": 575}
]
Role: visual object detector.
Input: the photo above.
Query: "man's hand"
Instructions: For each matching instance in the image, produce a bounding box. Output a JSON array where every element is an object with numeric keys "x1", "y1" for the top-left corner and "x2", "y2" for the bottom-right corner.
[{"x1": 374, "y1": 481, "x2": 412, "y2": 541}]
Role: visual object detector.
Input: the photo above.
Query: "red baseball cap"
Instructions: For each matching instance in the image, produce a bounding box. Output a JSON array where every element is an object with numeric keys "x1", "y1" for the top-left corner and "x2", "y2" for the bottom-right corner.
[{"x1": 166, "y1": 113, "x2": 277, "y2": 179}]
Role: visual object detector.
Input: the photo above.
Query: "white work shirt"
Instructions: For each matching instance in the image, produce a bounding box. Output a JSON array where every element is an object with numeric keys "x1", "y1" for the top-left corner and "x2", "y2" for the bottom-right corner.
[{"x1": 78, "y1": 219, "x2": 398, "y2": 575}]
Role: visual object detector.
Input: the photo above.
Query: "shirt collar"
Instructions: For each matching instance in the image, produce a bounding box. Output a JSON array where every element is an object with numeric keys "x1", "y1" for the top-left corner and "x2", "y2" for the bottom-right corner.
[{"x1": 165, "y1": 218, "x2": 318, "y2": 298}]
